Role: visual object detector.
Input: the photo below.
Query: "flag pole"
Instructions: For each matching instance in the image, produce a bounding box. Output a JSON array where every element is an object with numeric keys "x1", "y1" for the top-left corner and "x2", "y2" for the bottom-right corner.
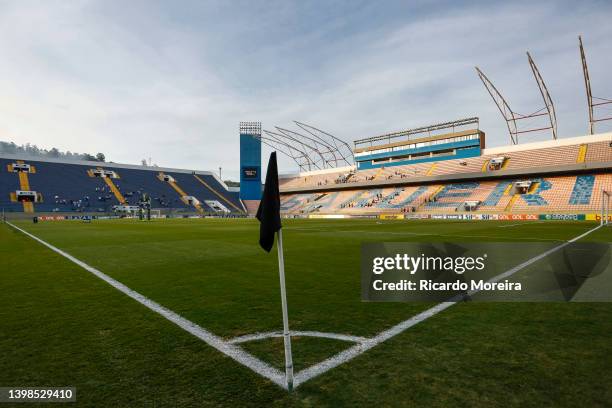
[{"x1": 276, "y1": 228, "x2": 294, "y2": 390}]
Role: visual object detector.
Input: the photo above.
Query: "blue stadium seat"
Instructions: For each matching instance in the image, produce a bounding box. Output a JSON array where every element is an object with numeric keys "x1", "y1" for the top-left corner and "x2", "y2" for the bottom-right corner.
[
  {"x1": 377, "y1": 188, "x2": 404, "y2": 209},
  {"x1": 390, "y1": 186, "x2": 429, "y2": 208},
  {"x1": 312, "y1": 192, "x2": 340, "y2": 211},
  {"x1": 482, "y1": 181, "x2": 512, "y2": 207},
  {"x1": 425, "y1": 182, "x2": 479, "y2": 209},
  {"x1": 520, "y1": 178, "x2": 552, "y2": 206},
  {"x1": 0, "y1": 159, "x2": 22, "y2": 212},
  {"x1": 569, "y1": 175, "x2": 595, "y2": 205},
  {"x1": 356, "y1": 189, "x2": 382, "y2": 207},
  {"x1": 0, "y1": 158, "x2": 241, "y2": 213}
]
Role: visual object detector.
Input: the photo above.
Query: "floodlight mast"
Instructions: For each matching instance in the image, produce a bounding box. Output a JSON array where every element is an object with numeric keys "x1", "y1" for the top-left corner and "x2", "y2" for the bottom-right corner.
[
  {"x1": 579, "y1": 35, "x2": 612, "y2": 134},
  {"x1": 527, "y1": 52, "x2": 557, "y2": 140},
  {"x1": 475, "y1": 67, "x2": 519, "y2": 145},
  {"x1": 476, "y1": 53, "x2": 557, "y2": 144},
  {"x1": 580, "y1": 35, "x2": 595, "y2": 135}
]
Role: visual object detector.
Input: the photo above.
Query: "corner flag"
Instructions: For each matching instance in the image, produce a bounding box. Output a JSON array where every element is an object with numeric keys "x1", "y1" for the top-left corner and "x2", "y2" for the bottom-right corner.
[
  {"x1": 256, "y1": 152, "x2": 282, "y2": 252},
  {"x1": 256, "y1": 152, "x2": 294, "y2": 390}
]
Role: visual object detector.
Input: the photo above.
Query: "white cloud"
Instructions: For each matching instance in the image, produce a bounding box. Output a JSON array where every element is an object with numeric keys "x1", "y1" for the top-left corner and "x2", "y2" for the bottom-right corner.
[{"x1": 0, "y1": 0, "x2": 610, "y2": 179}]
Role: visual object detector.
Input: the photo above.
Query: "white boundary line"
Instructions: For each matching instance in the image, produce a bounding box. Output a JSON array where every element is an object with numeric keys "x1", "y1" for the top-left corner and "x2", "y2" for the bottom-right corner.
[
  {"x1": 286, "y1": 227, "x2": 564, "y2": 242},
  {"x1": 5, "y1": 221, "x2": 603, "y2": 390},
  {"x1": 6, "y1": 221, "x2": 288, "y2": 389},
  {"x1": 498, "y1": 221, "x2": 546, "y2": 228},
  {"x1": 228, "y1": 331, "x2": 368, "y2": 345},
  {"x1": 292, "y1": 224, "x2": 603, "y2": 387}
]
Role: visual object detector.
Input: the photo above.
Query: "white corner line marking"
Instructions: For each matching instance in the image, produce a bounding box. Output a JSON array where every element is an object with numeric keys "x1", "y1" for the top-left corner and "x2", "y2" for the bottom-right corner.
[
  {"x1": 7, "y1": 221, "x2": 602, "y2": 390},
  {"x1": 498, "y1": 221, "x2": 546, "y2": 228},
  {"x1": 6, "y1": 221, "x2": 288, "y2": 390},
  {"x1": 292, "y1": 224, "x2": 603, "y2": 387},
  {"x1": 228, "y1": 331, "x2": 368, "y2": 345}
]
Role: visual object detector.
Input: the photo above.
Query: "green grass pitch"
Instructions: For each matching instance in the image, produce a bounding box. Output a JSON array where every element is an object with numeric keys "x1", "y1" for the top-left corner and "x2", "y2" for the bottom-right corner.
[{"x1": 1, "y1": 218, "x2": 611, "y2": 407}]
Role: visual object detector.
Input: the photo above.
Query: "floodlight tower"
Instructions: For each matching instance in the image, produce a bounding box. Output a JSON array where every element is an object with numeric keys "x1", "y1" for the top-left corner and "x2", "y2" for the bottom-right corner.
[
  {"x1": 476, "y1": 52, "x2": 557, "y2": 144},
  {"x1": 579, "y1": 35, "x2": 612, "y2": 135}
]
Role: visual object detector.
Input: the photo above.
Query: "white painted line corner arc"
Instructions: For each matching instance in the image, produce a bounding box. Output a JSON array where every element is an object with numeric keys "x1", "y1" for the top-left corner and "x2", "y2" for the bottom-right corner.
[
  {"x1": 293, "y1": 224, "x2": 602, "y2": 387},
  {"x1": 6, "y1": 221, "x2": 288, "y2": 389}
]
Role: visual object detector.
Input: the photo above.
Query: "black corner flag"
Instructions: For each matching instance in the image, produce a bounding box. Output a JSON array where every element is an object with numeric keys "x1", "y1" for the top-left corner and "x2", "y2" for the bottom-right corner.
[
  {"x1": 256, "y1": 152, "x2": 282, "y2": 252},
  {"x1": 255, "y1": 151, "x2": 294, "y2": 389}
]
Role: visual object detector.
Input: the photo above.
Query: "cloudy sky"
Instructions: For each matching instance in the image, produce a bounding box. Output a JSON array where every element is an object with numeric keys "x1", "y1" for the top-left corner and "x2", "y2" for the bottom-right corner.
[{"x1": 0, "y1": 0, "x2": 611, "y2": 179}]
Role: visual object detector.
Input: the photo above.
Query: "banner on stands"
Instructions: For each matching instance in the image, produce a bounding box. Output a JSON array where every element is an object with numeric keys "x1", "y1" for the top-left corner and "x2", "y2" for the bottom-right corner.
[{"x1": 379, "y1": 214, "x2": 405, "y2": 220}]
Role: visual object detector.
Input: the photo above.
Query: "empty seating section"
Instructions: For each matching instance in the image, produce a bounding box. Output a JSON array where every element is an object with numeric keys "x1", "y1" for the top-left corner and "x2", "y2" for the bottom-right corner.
[
  {"x1": 517, "y1": 179, "x2": 552, "y2": 206},
  {"x1": 279, "y1": 140, "x2": 612, "y2": 191},
  {"x1": 3, "y1": 138, "x2": 610, "y2": 215},
  {"x1": 511, "y1": 178, "x2": 562, "y2": 212},
  {"x1": 389, "y1": 186, "x2": 431, "y2": 209},
  {"x1": 338, "y1": 190, "x2": 367, "y2": 209},
  {"x1": 191, "y1": 174, "x2": 243, "y2": 210},
  {"x1": 518, "y1": 174, "x2": 612, "y2": 214},
  {"x1": 376, "y1": 188, "x2": 404, "y2": 208},
  {"x1": 355, "y1": 189, "x2": 382, "y2": 208},
  {"x1": 482, "y1": 181, "x2": 512, "y2": 207},
  {"x1": 107, "y1": 167, "x2": 188, "y2": 209},
  {"x1": 423, "y1": 182, "x2": 480, "y2": 211},
  {"x1": 280, "y1": 194, "x2": 312, "y2": 212},
  {"x1": 0, "y1": 158, "x2": 241, "y2": 213},
  {"x1": 281, "y1": 173, "x2": 612, "y2": 215},
  {"x1": 25, "y1": 161, "x2": 109, "y2": 212},
  {"x1": 279, "y1": 170, "x2": 353, "y2": 189},
  {"x1": 347, "y1": 188, "x2": 400, "y2": 213},
  {"x1": 569, "y1": 175, "x2": 595, "y2": 205},
  {"x1": 429, "y1": 156, "x2": 486, "y2": 176},
  {"x1": 169, "y1": 173, "x2": 242, "y2": 212},
  {"x1": 0, "y1": 159, "x2": 21, "y2": 211},
  {"x1": 584, "y1": 141, "x2": 612, "y2": 163},
  {"x1": 477, "y1": 181, "x2": 514, "y2": 212},
  {"x1": 298, "y1": 192, "x2": 342, "y2": 214},
  {"x1": 502, "y1": 145, "x2": 579, "y2": 170}
]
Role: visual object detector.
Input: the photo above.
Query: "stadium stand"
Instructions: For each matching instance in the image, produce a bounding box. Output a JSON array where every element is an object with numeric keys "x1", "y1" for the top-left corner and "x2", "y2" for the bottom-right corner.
[
  {"x1": 1, "y1": 132, "x2": 610, "y2": 218},
  {"x1": 279, "y1": 132, "x2": 612, "y2": 217},
  {"x1": 279, "y1": 134, "x2": 612, "y2": 191},
  {"x1": 0, "y1": 155, "x2": 244, "y2": 214},
  {"x1": 281, "y1": 174, "x2": 612, "y2": 216}
]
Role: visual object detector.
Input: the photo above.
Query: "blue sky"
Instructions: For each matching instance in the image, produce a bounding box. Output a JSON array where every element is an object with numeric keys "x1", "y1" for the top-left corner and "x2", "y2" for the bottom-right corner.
[{"x1": 0, "y1": 0, "x2": 611, "y2": 179}]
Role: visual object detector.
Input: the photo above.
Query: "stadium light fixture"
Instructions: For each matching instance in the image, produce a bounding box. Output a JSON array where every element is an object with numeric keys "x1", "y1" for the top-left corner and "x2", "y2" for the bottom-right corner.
[
  {"x1": 579, "y1": 35, "x2": 612, "y2": 135},
  {"x1": 476, "y1": 52, "x2": 558, "y2": 145}
]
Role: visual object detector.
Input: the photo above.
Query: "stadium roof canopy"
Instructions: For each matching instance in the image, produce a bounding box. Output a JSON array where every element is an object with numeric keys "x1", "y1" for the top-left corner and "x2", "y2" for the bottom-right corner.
[{"x1": 259, "y1": 122, "x2": 354, "y2": 172}]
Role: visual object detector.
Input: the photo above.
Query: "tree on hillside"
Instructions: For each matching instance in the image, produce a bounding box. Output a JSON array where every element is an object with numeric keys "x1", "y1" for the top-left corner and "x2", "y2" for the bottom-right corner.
[{"x1": 0, "y1": 140, "x2": 107, "y2": 163}]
